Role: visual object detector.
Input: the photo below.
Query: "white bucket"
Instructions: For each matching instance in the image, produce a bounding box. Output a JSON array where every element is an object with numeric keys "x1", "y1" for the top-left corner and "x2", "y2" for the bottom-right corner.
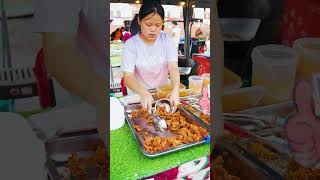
[{"x1": 252, "y1": 44, "x2": 298, "y2": 105}]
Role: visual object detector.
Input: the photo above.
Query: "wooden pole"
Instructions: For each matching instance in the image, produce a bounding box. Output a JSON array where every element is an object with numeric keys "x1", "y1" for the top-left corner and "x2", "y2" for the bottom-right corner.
[{"x1": 211, "y1": 0, "x2": 224, "y2": 146}]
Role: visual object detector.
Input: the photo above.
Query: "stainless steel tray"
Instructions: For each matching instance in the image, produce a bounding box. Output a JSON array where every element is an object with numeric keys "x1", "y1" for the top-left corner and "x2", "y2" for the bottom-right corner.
[
  {"x1": 44, "y1": 131, "x2": 106, "y2": 180},
  {"x1": 212, "y1": 142, "x2": 277, "y2": 180},
  {"x1": 235, "y1": 137, "x2": 289, "y2": 179},
  {"x1": 125, "y1": 104, "x2": 210, "y2": 158},
  {"x1": 180, "y1": 105, "x2": 210, "y2": 130}
]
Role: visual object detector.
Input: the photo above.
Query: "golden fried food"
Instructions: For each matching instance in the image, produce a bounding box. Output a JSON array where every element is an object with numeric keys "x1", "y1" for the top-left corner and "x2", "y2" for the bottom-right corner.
[
  {"x1": 185, "y1": 105, "x2": 210, "y2": 126},
  {"x1": 66, "y1": 153, "x2": 87, "y2": 177},
  {"x1": 131, "y1": 107, "x2": 209, "y2": 153},
  {"x1": 156, "y1": 83, "x2": 187, "y2": 98},
  {"x1": 66, "y1": 146, "x2": 109, "y2": 179},
  {"x1": 143, "y1": 136, "x2": 183, "y2": 153},
  {"x1": 212, "y1": 156, "x2": 241, "y2": 180},
  {"x1": 186, "y1": 105, "x2": 198, "y2": 114},
  {"x1": 131, "y1": 109, "x2": 153, "y2": 124},
  {"x1": 248, "y1": 141, "x2": 278, "y2": 162},
  {"x1": 94, "y1": 146, "x2": 108, "y2": 176},
  {"x1": 247, "y1": 140, "x2": 287, "y2": 169},
  {"x1": 134, "y1": 124, "x2": 142, "y2": 132},
  {"x1": 199, "y1": 113, "x2": 210, "y2": 126},
  {"x1": 287, "y1": 160, "x2": 320, "y2": 180}
]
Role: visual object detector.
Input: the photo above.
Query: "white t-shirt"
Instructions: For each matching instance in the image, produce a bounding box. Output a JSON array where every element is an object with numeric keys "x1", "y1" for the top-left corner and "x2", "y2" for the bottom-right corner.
[
  {"x1": 33, "y1": 0, "x2": 107, "y2": 79},
  {"x1": 121, "y1": 32, "x2": 178, "y2": 90}
]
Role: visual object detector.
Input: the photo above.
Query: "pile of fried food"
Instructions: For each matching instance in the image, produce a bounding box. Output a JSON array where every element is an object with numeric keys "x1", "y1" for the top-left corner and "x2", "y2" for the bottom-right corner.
[
  {"x1": 212, "y1": 156, "x2": 241, "y2": 180},
  {"x1": 286, "y1": 160, "x2": 320, "y2": 180},
  {"x1": 247, "y1": 140, "x2": 287, "y2": 168},
  {"x1": 131, "y1": 109, "x2": 154, "y2": 125},
  {"x1": 185, "y1": 105, "x2": 210, "y2": 126},
  {"x1": 199, "y1": 113, "x2": 210, "y2": 126},
  {"x1": 185, "y1": 105, "x2": 198, "y2": 114},
  {"x1": 246, "y1": 140, "x2": 320, "y2": 179},
  {"x1": 248, "y1": 141, "x2": 278, "y2": 161},
  {"x1": 66, "y1": 146, "x2": 108, "y2": 179},
  {"x1": 131, "y1": 107, "x2": 208, "y2": 153}
]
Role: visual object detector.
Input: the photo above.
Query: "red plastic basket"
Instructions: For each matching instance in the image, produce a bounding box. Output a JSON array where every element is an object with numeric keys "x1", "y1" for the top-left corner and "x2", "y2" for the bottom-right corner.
[
  {"x1": 192, "y1": 55, "x2": 210, "y2": 76},
  {"x1": 281, "y1": 0, "x2": 320, "y2": 46},
  {"x1": 34, "y1": 48, "x2": 55, "y2": 108}
]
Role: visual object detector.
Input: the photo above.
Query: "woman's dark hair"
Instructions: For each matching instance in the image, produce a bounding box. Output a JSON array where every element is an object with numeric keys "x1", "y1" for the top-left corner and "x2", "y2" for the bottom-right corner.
[
  {"x1": 139, "y1": 0, "x2": 164, "y2": 21},
  {"x1": 130, "y1": 14, "x2": 140, "y2": 36},
  {"x1": 129, "y1": 0, "x2": 164, "y2": 36},
  {"x1": 124, "y1": 26, "x2": 130, "y2": 31}
]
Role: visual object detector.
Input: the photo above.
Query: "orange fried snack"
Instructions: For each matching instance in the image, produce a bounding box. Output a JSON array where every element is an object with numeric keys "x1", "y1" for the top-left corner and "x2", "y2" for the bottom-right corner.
[
  {"x1": 186, "y1": 105, "x2": 198, "y2": 114},
  {"x1": 185, "y1": 105, "x2": 210, "y2": 126},
  {"x1": 157, "y1": 107, "x2": 208, "y2": 137},
  {"x1": 134, "y1": 124, "x2": 142, "y2": 132},
  {"x1": 199, "y1": 113, "x2": 210, "y2": 126},
  {"x1": 131, "y1": 106, "x2": 209, "y2": 153},
  {"x1": 131, "y1": 109, "x2": 154, "y2": 124},
  {"x1": 212, "y1": 156, "x2": 241, "y2": 180},
  {"x1": 66, "y1": 153, "x2": 87, "y2": 178},
  {"x1": 66, "y1": 146, "x2": 109, "y2": 179},
  {"x1": 287, "y1": 161, "x2": 320, "y2": 180},
  {"x1": 247, "y1": 140, "x2": 287, "y2": 169},
  {"x1": 93, "y1": 146, "x2": 108, "y2": 176},
  {"x1": 143, "y1": 136, "x2": 186, "y2": 153},
  {"x1": 248, "y1": 141, "x2": 278, "y2": 162}
]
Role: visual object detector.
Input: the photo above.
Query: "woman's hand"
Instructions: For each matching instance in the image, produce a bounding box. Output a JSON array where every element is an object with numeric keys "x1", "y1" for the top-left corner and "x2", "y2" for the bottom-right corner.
[
  {"x1": 140, "y1": 91, "x2": 154, "y2": 114},
  {"x1": 169, "y1": 88, "x2": 180, "y2": 112}
]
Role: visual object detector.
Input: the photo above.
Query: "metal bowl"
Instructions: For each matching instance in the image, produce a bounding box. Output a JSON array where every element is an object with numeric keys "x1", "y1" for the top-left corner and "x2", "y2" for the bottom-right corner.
[
  {"x1": 220, "y1": 18, "x2": 261, "y2": 42},
  {"x1": 154, "y1": 98, "x2": 175, "y2": 114},
  {"x1": 179, "y1": 67, "x2": 192, "y2": 75}
]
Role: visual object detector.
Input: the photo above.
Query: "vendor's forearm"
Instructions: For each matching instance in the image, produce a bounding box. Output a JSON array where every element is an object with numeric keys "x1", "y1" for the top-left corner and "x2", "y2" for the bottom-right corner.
[
  {"x1": 43, "y1": 32, "x2": 106, "y2": 107},
  {"x1": 43, "y1": 33, "x2": 107, "y2": 137},
  {"x1": 168, "y1": 63, "x2": 180, "y2": 90},
  {"x1": 123, "y1": 74, "x2": 149, "y2": 95}
]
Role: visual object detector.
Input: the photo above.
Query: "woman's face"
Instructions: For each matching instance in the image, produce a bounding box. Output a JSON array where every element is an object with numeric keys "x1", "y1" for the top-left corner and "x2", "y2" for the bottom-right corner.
[{"x1": 138, "y1": 13, "x2": 163, "y2": 41}]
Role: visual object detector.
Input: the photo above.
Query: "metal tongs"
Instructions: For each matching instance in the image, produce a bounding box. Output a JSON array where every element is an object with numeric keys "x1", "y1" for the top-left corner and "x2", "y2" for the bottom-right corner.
[{"x1": 152, "y1": 98, "x2": 175, "y2": 132}]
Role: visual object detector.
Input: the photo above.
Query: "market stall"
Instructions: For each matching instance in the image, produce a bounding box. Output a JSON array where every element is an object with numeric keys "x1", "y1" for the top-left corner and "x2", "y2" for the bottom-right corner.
[
  {"x1": 109, "y1": 0, "x2": 212, "y2": 179},
  {"x1": 4, "y1": 0, "x2": 320, "y2": 179},
  {"x1": 114, "y1": 0, "x2": 320, "y2": 179},
  {"x1": 214, "y1": 1, "x2": 320, "y2": 180}
]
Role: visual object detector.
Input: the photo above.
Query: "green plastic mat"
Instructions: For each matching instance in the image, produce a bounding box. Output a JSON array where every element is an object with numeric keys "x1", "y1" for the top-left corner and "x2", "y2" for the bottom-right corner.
[{"x1": 110, "y1": 123, "x2": 210, "y2": 180}]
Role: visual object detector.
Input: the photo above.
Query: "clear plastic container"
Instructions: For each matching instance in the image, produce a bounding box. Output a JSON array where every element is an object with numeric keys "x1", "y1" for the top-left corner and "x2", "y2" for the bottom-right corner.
[
  {"x1": 293, "y1": 38, "x2": 320, "y2": 81},
  {"x1": 252, "y1": 45, "x2": 298, "y2": 105},
  {"x1": 156, "y1": 88, "x2": 192, "y2": 99},
  {"x1": 188, "y1": 75, "x2": 204, "y2": 95},
  {"x1": 202, "y1": 73, "x2": 210, "y2": 87},
  {"x1": 179, "y1": 89, "x2": 193, "y2": 97},
  {"x1": 223, "y1": 86, "x2": 266, "y2": 112},
  {"x1": 223, "y1": 67, "x2": 242, "y2": 91},
  {"x1": 156, "y1": 83, "x2": 186, "y2": 99}
]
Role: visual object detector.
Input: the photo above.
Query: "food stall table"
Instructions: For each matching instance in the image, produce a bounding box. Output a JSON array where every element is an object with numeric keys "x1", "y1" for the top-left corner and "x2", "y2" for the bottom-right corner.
[{"x1": 110, "y1": 123, "x2": 210, "y2": 179}]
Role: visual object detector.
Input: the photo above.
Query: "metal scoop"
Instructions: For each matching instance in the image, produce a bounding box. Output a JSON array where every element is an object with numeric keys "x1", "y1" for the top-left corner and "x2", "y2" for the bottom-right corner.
[{"x1": 152, "y1": 98, "x2": 174, "y2": 131}]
